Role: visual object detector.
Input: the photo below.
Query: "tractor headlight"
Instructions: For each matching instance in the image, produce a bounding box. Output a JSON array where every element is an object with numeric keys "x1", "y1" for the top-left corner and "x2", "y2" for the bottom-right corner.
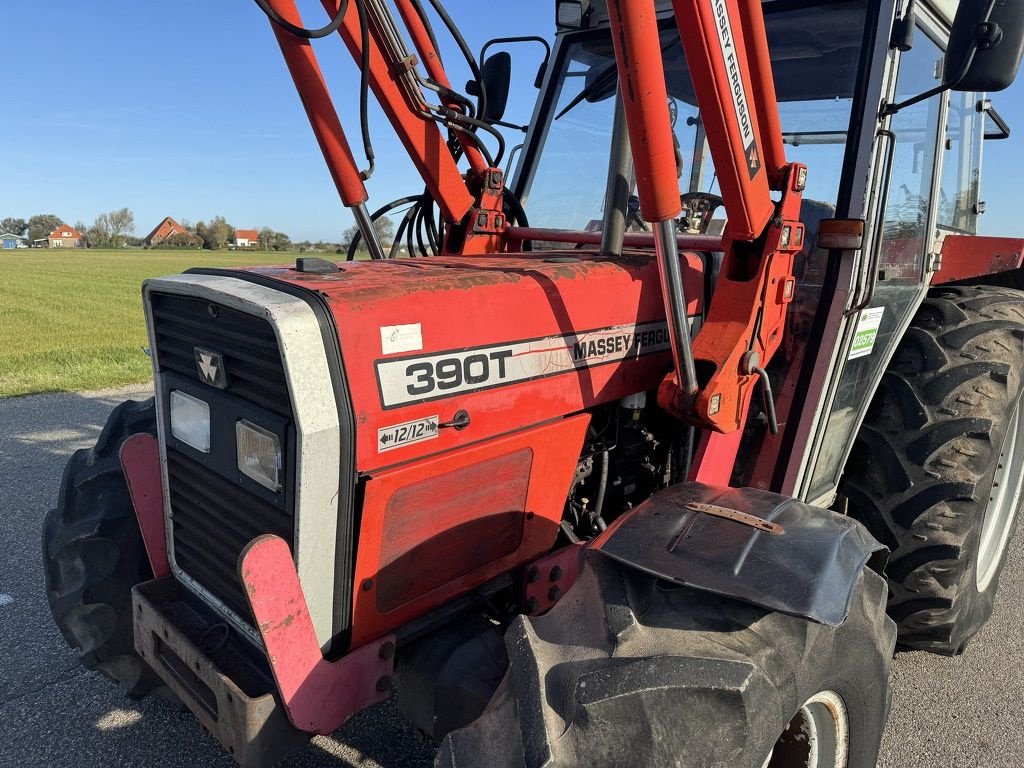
[
  {"x1": 169, "y1": 390, "x2": 211, "y2": 453},
  {"x1": 236, "y1": 420, "x2": 282, "y2": 491}
]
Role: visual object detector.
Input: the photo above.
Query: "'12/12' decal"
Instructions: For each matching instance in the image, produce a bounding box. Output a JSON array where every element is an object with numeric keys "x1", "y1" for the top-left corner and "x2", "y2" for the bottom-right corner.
[
  {"x1": 375, "y1": 321, "x2": 672, "y2": 409},
  {"x1": 377, "y1": 415, "x2": 439, "y2": 452}
]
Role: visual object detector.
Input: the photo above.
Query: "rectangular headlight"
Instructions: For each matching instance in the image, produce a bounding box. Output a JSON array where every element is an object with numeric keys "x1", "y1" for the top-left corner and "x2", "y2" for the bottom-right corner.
[
  {"x1": 169, "y1": 390, "x2": 211, "y2": 453},
  {"x1": 236, "y1": 419, "x2": 282, "y2": 491}
]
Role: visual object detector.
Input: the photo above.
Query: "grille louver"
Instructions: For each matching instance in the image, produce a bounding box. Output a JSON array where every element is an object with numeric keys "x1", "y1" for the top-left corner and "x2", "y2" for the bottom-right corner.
[
  {"x1": 167, "y1": 448, "x2": 293, "y2": 623},
  {"x1": 151, "y1": 293, "x2": 291, "y2": 416}
]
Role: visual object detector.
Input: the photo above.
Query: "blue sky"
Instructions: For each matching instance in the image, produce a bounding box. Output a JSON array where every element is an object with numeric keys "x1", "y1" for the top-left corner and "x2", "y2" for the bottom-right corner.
[{"x1": 2, "y1": 1, "x2": 1022, "y2": 242}]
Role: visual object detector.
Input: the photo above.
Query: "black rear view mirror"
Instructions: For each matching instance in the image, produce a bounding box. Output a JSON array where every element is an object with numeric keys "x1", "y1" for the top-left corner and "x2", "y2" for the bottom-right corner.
[
  {"x1": 946, "y1": 0, "x2": 1024, "y2": 92},
  {"x1": 884, "y1": 0, "x2": 1024, "y2": 116},
  {"x1": 478, "y1": 52, "x2": 512, "y2": 123}
]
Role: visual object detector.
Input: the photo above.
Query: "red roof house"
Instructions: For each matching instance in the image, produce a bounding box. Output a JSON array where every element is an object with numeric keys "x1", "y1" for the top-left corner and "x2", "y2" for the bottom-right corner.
[
  {"x1": 145, "y1": 216, "x2": 191, "y2": 246},
  {"x1": 46, "y1": 225, "x2": 85, "y2": 248},
  {"x1": 233, "y1": 229, "x2": 259, "y2": 248}
]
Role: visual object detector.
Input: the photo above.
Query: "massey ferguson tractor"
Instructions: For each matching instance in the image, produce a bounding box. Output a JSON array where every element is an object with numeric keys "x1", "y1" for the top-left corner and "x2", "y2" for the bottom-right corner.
[{"x1": 42, "y1": 0, "x2": 1024, "y2": 765}]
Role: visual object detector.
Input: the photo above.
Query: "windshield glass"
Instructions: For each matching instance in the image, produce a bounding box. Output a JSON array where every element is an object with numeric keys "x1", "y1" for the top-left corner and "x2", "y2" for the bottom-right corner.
[{"x1": 519, "y1": 0, "x2": 869, "y2": 232}]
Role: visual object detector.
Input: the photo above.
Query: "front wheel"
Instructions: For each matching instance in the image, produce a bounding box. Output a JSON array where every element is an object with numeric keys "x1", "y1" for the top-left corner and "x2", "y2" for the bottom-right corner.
[
  {"x1": 42, "y1": 398, "x2": 167, "y2": 697},
  {"x1": 438, "y1": 554, "x2": 895, "y2": 768}
]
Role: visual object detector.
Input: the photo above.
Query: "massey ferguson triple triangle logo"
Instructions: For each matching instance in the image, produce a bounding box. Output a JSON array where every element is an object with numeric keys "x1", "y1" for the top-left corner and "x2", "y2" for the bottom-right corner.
[
  {"x1": 194, "y1": 347, "x2": 228, "y2": 389},
  {"x1": 711, "y1": 0, "x2": 762, "y2": 180}
]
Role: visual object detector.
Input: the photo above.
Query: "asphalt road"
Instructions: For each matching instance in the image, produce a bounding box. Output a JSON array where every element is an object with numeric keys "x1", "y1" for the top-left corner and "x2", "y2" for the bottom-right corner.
[{"x1": 2, "y1": 386, "x2": 1022, "y2": 767}]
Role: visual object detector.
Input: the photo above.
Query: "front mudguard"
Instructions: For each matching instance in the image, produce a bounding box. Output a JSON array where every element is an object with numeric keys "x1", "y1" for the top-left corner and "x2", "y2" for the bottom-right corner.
[{"x1": 592, "y1": 482, "x2": 888, "y2": 626}]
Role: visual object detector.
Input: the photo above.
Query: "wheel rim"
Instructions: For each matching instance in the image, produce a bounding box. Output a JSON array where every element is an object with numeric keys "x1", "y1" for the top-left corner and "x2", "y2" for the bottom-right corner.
[
  {"x1": 977, "y1": 398, "x2": 1024, "y2": 591},
  {"x1": 762, "y1": 691, "x2": 849, "y2": 768}
]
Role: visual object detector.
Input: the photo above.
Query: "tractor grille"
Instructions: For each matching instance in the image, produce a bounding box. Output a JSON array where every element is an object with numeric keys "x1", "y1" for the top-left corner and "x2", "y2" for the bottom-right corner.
[
  {"x1": 150, "y1": 291, "x2": 296, "y2": 627},
  {"x1": 150, "y1": 292, "x2": 291, "y2": 417},
  {"x1": 167, "y1": 448, "x2": 293, "y2": 623}
]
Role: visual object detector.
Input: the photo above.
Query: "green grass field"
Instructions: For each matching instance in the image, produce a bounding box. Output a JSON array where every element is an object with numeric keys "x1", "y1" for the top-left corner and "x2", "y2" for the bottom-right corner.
[{"x1": 0, "y1": 249, "x2": 300, "y2": 397}]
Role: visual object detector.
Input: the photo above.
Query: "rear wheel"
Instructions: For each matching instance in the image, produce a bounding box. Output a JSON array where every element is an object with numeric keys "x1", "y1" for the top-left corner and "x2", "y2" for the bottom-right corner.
[
  {"x1": 843, "y1": 285, "x2": 1024, "y2": 653},
  {"x1": 42, "y1": 398, "x2": 167, "y2": 697},
  {"x1": 438, "y1": 554, "x2": 895, "y2": 768}
]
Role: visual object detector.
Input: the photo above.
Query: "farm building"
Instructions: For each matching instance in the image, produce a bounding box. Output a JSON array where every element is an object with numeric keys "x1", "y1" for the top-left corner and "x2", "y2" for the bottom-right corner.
[
  {"x1": 233, "y1": 229, "x2": 259, "y2": 248},
  {"x1": 1, "y1": 233, "x2": 27, "y2": 249},
  {"x1": 45, "y1": 225, "x2": 85, "y2": 248},
  {"x1": 144, "y1": 216, "x2": 194, "y2": 246}
]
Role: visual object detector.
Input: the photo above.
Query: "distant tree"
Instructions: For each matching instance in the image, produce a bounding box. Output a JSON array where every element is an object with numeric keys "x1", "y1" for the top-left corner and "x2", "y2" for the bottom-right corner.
[
  {"x1": 88, "y1": 207, "x2": 135, "y2": 249},
  {"x1": 28, "y1": 214, "x2": 63, "y2": 244},
  {"x1": 1, "y1": 217, "x2": 27, "y2": 237},
  {"x1": 74, "y1": 221, "x2": 90, "y2": 247},
  {"x1": 258, "y1": 227, "x2": 292, "y2": 252},
  {"x1": 159, "y1": 231, "x2": 203, "y2": 249},
  {"x1": 341, "y1": 215, "x2": 394, "y2": 250},
  {"x1": 196, "y1": 216, "x2": 233, "y2": 250}
]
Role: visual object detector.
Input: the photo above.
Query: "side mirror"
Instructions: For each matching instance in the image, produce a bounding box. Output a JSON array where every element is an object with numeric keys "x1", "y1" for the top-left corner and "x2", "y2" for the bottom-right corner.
[
  {"x1": 884, "y1": 0, "x2": 1024, "y2": 116},
  {"x1": 947, "y1": 0, "x2": 1024, "y2": 92},
  {"x1": 467, "y1": 52, "x2": 512, "y2": 124}
]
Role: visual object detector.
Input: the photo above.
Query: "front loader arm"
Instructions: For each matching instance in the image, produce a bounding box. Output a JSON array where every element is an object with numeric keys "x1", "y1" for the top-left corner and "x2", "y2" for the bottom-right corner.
[
  {"x1": 266, "y1": 0, "x2": 477, "y2": 231},
  {"x1": 607, "y1": 0, "x2": 805, "y2": 448}
]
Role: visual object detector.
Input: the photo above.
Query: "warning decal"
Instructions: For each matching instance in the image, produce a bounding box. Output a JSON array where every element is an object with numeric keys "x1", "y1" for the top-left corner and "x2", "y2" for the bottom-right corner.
[{"x1": 710, "y1": 0, "x2": 761, "y2": 179}]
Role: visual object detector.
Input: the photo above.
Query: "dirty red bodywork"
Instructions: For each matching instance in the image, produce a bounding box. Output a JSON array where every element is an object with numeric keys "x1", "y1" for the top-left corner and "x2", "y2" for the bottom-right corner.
[
  {"x1": 240, "y1": 535, "x2": 396, "y2": 734},
  {"x1": 121, "y1": 433, "x2": 171, "y2": 579},
  {"x1": 933, "y1": 234, "x2": 1024, "y2": 284},
  {"x1": 244, "y1": 250, "x2": 705, "y2": 642}
]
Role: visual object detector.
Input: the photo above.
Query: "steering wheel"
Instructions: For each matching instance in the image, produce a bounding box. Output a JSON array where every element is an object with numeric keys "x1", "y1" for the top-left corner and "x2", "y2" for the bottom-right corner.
[{"x1": 679, "y1": 192, "x2": 725, "y2": 235}]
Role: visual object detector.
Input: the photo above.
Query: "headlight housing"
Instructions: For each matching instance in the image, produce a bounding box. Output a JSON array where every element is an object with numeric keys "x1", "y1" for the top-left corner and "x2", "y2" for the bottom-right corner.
[
  {"x1": 169, "y1": 390, "x2": 211, "y2": 453},
  {"x1": 236, "y1": 419, "x2": 282, "y2": 491}
]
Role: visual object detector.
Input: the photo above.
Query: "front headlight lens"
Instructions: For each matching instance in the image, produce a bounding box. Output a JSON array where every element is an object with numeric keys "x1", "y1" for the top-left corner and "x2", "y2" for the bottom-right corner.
[
  {"x1": 236, "y1": 420, "x2": 282, "y2": 491},
  {"x1": 169, "y1": 390, "x2": 211, "y2": 453}
]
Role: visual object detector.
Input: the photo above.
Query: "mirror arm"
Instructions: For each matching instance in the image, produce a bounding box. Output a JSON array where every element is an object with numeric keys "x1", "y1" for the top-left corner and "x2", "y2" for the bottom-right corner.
[{"x1": 479, "y1": 36, "x2": 553, "y2": 89}]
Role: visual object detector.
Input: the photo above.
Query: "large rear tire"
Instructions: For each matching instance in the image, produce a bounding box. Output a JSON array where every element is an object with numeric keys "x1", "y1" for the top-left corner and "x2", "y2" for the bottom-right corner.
[
  {"x1": 42, "y1": 398, "x2": 167, "y2": 698},
  {"x1": 843, "y1": 285, "x2": 1024, "y2": 654},
  {"x1": 437, "y1": 553, "x2": 895, "y2": 768}
]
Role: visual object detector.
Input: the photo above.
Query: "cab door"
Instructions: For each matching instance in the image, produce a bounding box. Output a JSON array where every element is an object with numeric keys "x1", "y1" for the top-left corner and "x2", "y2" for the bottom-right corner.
[{"x1": 799, "y1": 9, "x2": 954, "y2": 503}]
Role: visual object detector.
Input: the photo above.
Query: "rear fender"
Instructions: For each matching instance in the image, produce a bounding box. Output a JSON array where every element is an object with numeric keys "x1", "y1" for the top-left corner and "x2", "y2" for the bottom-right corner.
[{"x1": 591, "y1": 482, "x2": 887, "y2": 626}]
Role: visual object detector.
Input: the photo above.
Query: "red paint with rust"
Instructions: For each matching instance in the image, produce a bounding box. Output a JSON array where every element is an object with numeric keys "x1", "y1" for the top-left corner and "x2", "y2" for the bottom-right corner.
[
  {"x1": 605, "y1": 0, "x2": 684, "y2": 222},
  {"x1": 247, "y1": 251, "x2": 704, "y2": 474},
  {"x1": 934, "y1": 234, "x2": 1024, "y2": 284},
  {"x1": 240, "y1": 534, "x2": 395, "y2": 734},
  {"x1": 523, "y1": 542, "x2": 586, "y2": 616},
  {"x1": 351, "y1": 414, "x2": 589, "y2": 645},
  {"x1": 120, "y1": 433, "x2": 171, "y2": 579}
]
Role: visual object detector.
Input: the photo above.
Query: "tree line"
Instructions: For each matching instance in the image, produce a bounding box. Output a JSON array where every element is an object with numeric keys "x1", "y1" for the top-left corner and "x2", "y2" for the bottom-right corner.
[{"x1": 2, "y1": 210, "x2": 396, "y2": 253}]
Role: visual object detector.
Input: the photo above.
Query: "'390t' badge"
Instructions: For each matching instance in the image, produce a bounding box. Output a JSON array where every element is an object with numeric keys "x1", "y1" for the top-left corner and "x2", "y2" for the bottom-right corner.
[{"x1": 194, "y1": 347, "x2": 228, "y2": 389}]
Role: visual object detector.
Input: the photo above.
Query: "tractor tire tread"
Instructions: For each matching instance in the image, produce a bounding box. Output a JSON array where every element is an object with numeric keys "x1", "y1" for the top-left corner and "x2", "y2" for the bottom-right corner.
[{"x1": 843, "y1": 285, "x2": 1024, "y2": 654}]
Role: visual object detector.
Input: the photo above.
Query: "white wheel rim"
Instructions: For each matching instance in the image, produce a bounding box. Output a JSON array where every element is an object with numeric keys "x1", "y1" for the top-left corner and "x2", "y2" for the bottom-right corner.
[
  {"x1": 762, "y1": 690, "x2": 849, "y2": 768},
  {"x1": 977, "y1": 398, "x2": 1024, "y2": 591}
]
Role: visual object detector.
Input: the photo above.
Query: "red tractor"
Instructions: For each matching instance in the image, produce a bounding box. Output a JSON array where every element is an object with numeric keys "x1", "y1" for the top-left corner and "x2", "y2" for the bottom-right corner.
[{"x1": 43, "y1": 0, "x2": 1024, "y2": 765}]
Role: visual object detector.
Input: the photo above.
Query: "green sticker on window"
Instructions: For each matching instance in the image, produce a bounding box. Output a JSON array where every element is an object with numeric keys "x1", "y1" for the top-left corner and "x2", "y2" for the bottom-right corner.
[
  {"x1": 851, "y1": 307, "x2": 884, "y2": 360},
  {"x1": 849, "y1": 307, "x2": 884, "y2": 359}
]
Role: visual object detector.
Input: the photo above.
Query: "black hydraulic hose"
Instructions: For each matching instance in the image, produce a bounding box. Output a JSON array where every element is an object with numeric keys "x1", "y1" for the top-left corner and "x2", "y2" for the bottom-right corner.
[
  {"x1": 355, "y1": 0, "x2": 375, "y2": 179},
  {"x1": 593, "y1": 449, "x2": 610, "y2": 530},
  {"x1": 421, "y1": 0, "x2": 488, "y2": 120},
  {"x1": 347, "y1": 196, "x2": 421, "y2": 260},
  {"x1": 252, "y1": 0, "x2": 349, "y2": 39}
]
